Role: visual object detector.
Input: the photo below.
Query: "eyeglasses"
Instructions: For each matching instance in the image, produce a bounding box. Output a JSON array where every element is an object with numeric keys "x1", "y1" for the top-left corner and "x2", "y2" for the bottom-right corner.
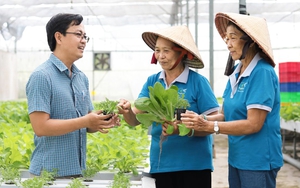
[{"x1": 65, "y1": 32, "x2": 90, "y2": 43}]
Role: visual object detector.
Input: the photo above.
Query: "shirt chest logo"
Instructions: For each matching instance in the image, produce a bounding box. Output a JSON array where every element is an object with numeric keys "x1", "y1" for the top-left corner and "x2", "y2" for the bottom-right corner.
[
  {"x1": 237, "y1": 82, "x2": 248, "y2": 93},
  {"x1": 178, "y1": 88, "x2": 187, "y2": 96}
]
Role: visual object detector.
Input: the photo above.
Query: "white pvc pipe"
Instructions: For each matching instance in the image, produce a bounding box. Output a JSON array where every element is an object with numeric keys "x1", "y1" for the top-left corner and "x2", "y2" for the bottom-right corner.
[{"x1": 283, "y1": 154, "x2": 300, "y2": 170}]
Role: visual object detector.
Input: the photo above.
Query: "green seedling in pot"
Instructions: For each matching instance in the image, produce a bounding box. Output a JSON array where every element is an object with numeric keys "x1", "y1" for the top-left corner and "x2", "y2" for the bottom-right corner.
[{"x1": 94, "y1": 98, "x2": 119, "y2": 120}]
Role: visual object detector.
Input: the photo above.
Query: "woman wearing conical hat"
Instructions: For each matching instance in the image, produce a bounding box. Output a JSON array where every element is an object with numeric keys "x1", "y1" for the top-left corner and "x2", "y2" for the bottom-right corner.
[
  {"x1": 183, "y1": 12, "x2": 283, "y2": 188},
  {"x1": 118, "y1": 25, "x2": 219, "y2": 188}
]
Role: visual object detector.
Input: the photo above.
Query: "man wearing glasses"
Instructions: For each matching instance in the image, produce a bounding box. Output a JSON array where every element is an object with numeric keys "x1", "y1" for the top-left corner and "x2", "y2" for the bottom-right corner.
[{"x1": 26, "y1": 13, "x2": 119, "y2": 178}]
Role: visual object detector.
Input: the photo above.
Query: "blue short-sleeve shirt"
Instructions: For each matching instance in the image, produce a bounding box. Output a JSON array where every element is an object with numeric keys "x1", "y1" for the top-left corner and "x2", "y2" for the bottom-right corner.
[
  {"x1": 139, "y1": 66, "x2": 219, "y2": 173},
  {"x1": 223, "y1": 54, "x2": 283, "y2": 170},
  {"x1": 26, "y1": 54, "x2": 93, "y2": 177}
]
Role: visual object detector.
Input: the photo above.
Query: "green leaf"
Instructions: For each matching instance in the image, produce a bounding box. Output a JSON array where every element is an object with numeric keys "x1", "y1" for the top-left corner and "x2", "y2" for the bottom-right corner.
[
  {"x1": 149, "y1": 92, "x2": 163, "y2": 113},
  {"x1": 152, "y1": 82, "x2": 167, "y2": 109},
  {"x1": 166, "y1": 125, "x2": 174, "y2": 134},
  {"x1": 177, "y1": 124, "x2": 191, "y2": 136},
  {"x1": 134, "y1": 97, "x2": 151, "y2": 111},
  {"x1": 136, "y1": 113, "x2": 162, "y2": 127},
  {"x1": 135, "y1": 98, "x2": 165, "y2": 119}
]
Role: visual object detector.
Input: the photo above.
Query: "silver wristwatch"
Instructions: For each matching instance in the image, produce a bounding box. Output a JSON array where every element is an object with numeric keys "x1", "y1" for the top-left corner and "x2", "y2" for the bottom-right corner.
[{"x1": 214, "y1": 121, "x2": 220, "y2": 134}]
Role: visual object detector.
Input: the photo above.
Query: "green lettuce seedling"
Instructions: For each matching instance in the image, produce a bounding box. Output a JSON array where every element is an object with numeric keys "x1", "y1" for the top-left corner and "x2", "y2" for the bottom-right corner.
[{"x1": 94, "y1": 98, "x2": 119, "y2": 120}]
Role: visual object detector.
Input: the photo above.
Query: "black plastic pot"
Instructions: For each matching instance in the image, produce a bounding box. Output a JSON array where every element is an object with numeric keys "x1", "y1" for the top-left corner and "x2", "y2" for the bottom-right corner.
[
  {"x1": 103, "y1": 111, "x2": 113, "y2": 120},
  {"x1": 175, "y1": 108, "x2": 186, "y2": 120}
]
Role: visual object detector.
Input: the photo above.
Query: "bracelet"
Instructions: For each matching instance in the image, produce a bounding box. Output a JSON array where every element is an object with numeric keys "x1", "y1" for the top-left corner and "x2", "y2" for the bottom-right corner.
[
  {"x1": 202, "y1": 114, "x2": 207, "y2": 120},
  {"x1": 188, "y1": 129, "x2": 195, "y2": 137}
]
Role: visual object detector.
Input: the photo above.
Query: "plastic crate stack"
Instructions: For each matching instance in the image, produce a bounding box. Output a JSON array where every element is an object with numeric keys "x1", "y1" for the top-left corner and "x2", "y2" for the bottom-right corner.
[{"x1": 279, "y1": 62, "x2": 300, "y2": 106}]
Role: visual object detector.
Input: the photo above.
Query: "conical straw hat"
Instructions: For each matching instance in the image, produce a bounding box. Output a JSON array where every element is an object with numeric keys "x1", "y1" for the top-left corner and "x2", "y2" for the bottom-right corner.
[
  {"x1": 215, "y1": 12, "x2": 275, "y2": 67},
  {"x1": 142, "y1": 25, "x2": 204, "y2": 69}
]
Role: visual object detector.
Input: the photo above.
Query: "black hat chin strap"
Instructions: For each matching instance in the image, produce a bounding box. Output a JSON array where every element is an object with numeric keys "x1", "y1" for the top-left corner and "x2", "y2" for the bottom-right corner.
[{"x1": 239, "y1": 35, "x2": 253, "y2": 60}]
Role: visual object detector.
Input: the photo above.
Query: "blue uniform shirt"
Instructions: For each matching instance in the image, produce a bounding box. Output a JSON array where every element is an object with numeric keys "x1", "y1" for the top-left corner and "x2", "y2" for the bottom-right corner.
[
  {"x1": 223, "y1": 54, "x2": 283, "y2": 170},
  {"x1": 139, "y1": 65, "x2": 219, "y2": 173},
  {"x1": 26, "y1": 54, "x2": 93, "y2": 177}
]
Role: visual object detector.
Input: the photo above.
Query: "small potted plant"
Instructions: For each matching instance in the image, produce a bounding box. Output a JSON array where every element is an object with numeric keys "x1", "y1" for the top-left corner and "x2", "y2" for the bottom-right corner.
[
  {"x1": 94, "y1": 98, "x2": 119, "y2": 120},
  {"x1": 174, "y1": 95, "x2": 190, "y2": 120}
]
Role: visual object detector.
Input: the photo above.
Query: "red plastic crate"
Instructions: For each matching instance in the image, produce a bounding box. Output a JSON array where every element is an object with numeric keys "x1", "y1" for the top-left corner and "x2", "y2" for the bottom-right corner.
[
  {"x1": 279, "y1": 62, "x2": 300, "y2": 73},
  {"x1": 279, "y1": 72, "x2": 300, "y2": 83}
]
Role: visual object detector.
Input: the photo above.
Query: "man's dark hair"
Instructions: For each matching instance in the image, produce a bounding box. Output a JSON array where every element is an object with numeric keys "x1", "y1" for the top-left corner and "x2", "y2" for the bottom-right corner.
[{"x1": 46, "y1": 13, "x2": 83, "y2": 51}]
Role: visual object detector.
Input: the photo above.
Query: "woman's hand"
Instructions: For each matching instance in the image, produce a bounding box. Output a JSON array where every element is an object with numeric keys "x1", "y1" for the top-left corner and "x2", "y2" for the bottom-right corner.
[
  {"x1": 161, "y1": 120, "x2": 179, "y2": 136},
  {"x1": 117, "y1": 99, "x2": 141, "y2": 126},
  {"x1": 181, "y1": 110, "x2": 209, "y2": 132},
  {"x1": 117, "y1": 99, "x2": 132, "y2": 114},
  {"x1": 111, "y1": 113, "x2": 121, "y2": 127}
]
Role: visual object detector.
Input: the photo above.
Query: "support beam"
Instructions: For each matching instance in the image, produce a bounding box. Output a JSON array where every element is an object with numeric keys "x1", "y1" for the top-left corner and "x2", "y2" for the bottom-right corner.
[
  {"x1": 186, "y1": 0, "x2": 189, "y2": 27},
  {"x1": 195, "y1": 0, "x2": 198, "y2": 47},
  {"x1": 209, "y1": 0, "x2": 214, "y2": 90}
]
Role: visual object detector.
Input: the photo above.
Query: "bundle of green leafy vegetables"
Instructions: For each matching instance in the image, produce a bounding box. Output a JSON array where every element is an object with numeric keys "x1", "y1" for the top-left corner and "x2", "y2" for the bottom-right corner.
[{"x1": 134, "y1": 82, "x2": 191, "y2": 136}]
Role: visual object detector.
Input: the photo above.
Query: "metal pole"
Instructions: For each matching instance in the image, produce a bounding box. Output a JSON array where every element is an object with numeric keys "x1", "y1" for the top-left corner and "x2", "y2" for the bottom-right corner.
[
  {"x1": 195, "y1": 0, "x2": 198, "y2": 47},
  {"x1": 239, "y1": 0, "x2": 247, "y2": 15},
  {"x1": 180, "y1": 0, "x2": 183, "y2": 24},
  {"x1": 209, "y1": 0, "x2": 214, "y2": 90},
  {"x1": 186, "y1": 0, "x2": 189, "y2": 27}
]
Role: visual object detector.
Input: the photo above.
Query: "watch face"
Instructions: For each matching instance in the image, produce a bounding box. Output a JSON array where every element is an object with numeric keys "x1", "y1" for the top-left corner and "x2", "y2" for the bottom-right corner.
[{"x1": 214, "y1": 121, "x2": 219, "y2": 133}]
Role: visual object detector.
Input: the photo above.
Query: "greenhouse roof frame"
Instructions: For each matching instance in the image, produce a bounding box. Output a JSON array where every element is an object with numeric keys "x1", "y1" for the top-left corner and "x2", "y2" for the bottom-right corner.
[{"x1": 0, "y1": 0, "x2": 300, "y2": 40}]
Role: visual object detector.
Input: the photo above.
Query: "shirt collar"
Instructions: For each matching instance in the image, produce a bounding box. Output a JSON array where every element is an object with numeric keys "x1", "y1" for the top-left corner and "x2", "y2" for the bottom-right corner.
[
  {"x1": 50, "y1": 53, "x2": 80, "y2": 74},
  {"x1": 229, "y1": 53, "x2": 261, "y2": 97},
  {"x1": 159, "y1": 65, "x2": 189, "y2": 88}
]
